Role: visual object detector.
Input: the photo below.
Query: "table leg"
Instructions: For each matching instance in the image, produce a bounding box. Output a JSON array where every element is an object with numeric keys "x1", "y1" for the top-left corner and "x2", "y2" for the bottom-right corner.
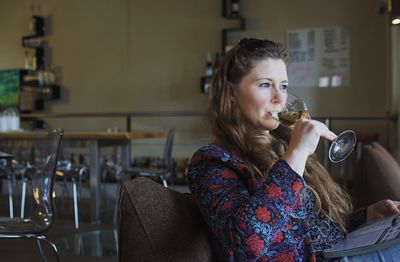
[
  {"x1": 5, "y1": 159, "x2": 14, "y2": 218},
  {"x1": 7, "y1": 177, "x2": 14, "y2": 218},
  {"x1": 120, "y1": 143, "x2": 130, "y2": 170},
  {"x1": 89, "y1": 141, "x2": 101, "y2": 224}
]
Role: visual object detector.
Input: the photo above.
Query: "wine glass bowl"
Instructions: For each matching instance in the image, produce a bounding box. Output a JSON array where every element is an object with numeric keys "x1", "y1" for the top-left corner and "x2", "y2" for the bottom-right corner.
[
  {"x1": 328, "y1": 130, "x2": 357, "y2": 163},
  {"x1": 276, "y1": 93, "x2": 356, "y2": 163},
  {"x1": 276, "y1": 93, "x2": 310, "y2": 127}
]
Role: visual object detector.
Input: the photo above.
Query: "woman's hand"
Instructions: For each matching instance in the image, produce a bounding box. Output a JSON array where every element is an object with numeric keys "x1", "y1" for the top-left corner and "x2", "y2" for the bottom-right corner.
[
  {"x1": 282, "y1": 119, "x2": 336, "y2": 176},
  {"x1": 367, "y1": 199, "x2": 400, "y2": 223},
  {"x1": 290, "y1": 119, "x2": 337, "y2": 156}
]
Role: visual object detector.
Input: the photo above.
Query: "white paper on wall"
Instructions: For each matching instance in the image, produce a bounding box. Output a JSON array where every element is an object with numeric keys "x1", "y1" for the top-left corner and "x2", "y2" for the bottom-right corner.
[{"x1": 286, "y1": 27, "x2": 350, "y2": 88}]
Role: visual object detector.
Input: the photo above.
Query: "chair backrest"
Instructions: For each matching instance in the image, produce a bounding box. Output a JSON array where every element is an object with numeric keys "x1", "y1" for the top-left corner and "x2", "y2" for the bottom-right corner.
[
  {"x1": 162, "y1": 128, "x2": 175, "y2": 170},
  {"x1": 352, "y1": 141, "x2": 400, "y2": 208},
  {"x1": 30, "y1": 129, "x2": 64, "y2": 232},
  {"x1": 118, "y1": 177, "x2": 215, "y2": 262}
]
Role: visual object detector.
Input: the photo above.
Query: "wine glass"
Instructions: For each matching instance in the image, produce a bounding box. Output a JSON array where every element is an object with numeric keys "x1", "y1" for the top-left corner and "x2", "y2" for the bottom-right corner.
[{"x1": 274, "y1": 93, "x2": 357, "y2": 163}]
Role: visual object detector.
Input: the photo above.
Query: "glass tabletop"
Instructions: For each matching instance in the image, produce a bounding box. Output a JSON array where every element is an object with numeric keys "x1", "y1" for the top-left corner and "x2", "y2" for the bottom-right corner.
[
  {"x1": 0, "y1": 151, "x2": 13, "y2": 159},
  {"x1": 56, "y1": 228, "x2": 118, "y2": 257}
]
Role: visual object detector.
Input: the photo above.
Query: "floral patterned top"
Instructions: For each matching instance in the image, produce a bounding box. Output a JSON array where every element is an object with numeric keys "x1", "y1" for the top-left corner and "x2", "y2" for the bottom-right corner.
[{"x1": 187, "y1": 144, "x2": 366, "y2": 261}]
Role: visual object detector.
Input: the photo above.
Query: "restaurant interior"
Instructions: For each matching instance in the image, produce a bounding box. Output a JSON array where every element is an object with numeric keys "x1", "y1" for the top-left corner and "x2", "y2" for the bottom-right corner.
[{"x1": 1, "y1": 0, "x2": 400, "y2": 261}]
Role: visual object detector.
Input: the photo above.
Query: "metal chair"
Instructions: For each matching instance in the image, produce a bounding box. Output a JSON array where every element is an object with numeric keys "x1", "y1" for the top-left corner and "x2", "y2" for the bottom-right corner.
[
  {"x1": 113, "y1": 128, "x2": 175, "y2": 223},
  {"x1": 0, "y1": 142, "x2": 39, "y2": 219},
  {"x1": 0, "y1": 156, "x2": 20, "y2": 218},
  {"x1": 54, "y1": 160, "x2": 88, "y2": 229},
  {"x1": 125, "y1": 128, "x2": 175, "y2": 187},
  {"x1": 0, "y1": 129, "x2": 64, "y2": 262}
]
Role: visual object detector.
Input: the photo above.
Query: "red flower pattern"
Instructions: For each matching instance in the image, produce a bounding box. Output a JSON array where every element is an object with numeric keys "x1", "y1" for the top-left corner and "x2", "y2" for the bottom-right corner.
[
  {"x1": 220, "y1": 170, "x2": 236, "y2": 179},
  {"x1": 255, "y1": 206, "x2": 271, "y2": 222},
  {"x1": 272, "y1": 231, "x2": 284, "y2": 243},
  {"x1": 292, "y1": 181, "x2": 303, "y2": 196},
  {"x1": 209, "y1": 184, "x2": 221, "y2": 192},
  {"x1": 187, "y1": 145, "x2": 365, "y2": 261},
  {"x1": 293, "y1": 199, "x2": 301, "y2": 209},
  {"x1": 265, "y1": 183, "x2": 283, "y2": 200},
  {"x1": 245, "y1": 233, "x2": 264, "y2": 257},
  {"x1": 275, "y1": 252, "x2": 294, "y2": 262},
  {"x1": 221, "y1": 200, "x2": 233, "y2": 212}
]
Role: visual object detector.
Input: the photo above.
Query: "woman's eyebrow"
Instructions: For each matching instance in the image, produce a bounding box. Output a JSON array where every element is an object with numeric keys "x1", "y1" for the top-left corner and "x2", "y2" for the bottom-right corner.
[
  {"x1": 255, "y1": 77, "x2": 272, "y2": 81},
  {"x1": 255, "y1": 77, "x2": 288, "y2": 83}
]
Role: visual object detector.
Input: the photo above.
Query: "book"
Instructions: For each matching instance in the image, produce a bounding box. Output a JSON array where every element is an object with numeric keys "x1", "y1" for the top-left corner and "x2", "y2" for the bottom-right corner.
[{"x1": 323, "y1": 213, "x2": 400, "y2": 258}]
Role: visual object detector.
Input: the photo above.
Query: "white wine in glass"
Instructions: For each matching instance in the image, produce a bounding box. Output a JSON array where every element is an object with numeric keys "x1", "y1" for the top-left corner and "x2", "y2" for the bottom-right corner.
[{"x1": 275, "y1": 93, "x2": 356, "y2": 163}]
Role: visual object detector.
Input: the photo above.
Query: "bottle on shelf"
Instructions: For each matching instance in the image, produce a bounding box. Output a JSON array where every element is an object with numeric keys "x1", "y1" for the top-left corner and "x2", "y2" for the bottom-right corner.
[
  {"x1": 231, "y1": 0, "x2": 240, "y2": 17},
  {"x1": 43, "y1": 68, "x2": 56, "y2": 85},
  {"x1": 24, "y1": 50, "x2": 37, "y2": 70},
  {"x1": 34, "y1": 68, "x2": 55, "y2": 86},
  {"x1": 205, "y1": 52, "x2": 214, "y2": 77},
  {"x1": 0, "y1": 110, "x2": 6, "y2": 132},
  {"x1": 29, "y1": 4, "x2": 44, "y2": 36},
  {"x1": 223, "y1": 0, "x2": 240, "y2": 18},
  {"x1": 8, "y1": 107, "x2": 20, "y2": 131},
  {"x1": 24, "y1": 50, "x2": 31, "y2": 69},
  {"x1": 0, "y1": 107, "x2": 20, "y2": 132},
  {"x1": 201, "y1": 52, "x2": 216, "y2": 93}
]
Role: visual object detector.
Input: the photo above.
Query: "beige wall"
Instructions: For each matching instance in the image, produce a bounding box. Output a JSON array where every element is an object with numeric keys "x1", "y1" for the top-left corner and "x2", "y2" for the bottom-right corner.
[
  {"x1": 237, "y1": 0, "x2": 390, "y2": 116},
  {"x1": 0, "y1": 0, "x2": 393, "y2": 158}
]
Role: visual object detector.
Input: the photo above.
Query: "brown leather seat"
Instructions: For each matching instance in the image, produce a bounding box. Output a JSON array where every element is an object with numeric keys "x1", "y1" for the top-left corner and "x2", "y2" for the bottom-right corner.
[{"x1": 118, "y1": 177, "x2": 216, "y2": 262}]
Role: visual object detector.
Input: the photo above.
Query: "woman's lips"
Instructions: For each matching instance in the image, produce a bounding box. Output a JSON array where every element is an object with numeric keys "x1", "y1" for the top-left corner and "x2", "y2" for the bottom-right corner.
[
  {"x1": 265, "y1": 112, "x2": 279, "y2": 121},
  {"x1": 270, "y1": 111, "x2": 279, "y2": 121}
]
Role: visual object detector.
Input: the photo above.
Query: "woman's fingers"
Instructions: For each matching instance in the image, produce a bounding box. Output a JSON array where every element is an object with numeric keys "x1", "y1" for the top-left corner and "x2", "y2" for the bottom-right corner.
[
  {"x1": 312, "y1": 121, "x2": 337, "y2": 141},
  {"x1": 367, "y1": 199, "x2": 400, "y2": 222},
  {"x1": 299, "y1": 119, "x2": 337, "y2": 141},
  {"x1": 388, "y1": 200, "x2": 400, "y2": 213}
]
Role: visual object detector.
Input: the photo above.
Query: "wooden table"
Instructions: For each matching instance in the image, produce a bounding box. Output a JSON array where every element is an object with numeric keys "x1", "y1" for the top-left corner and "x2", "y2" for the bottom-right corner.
[{"x1": 0, "y1": 130, "x2": 168, "y2": 223}]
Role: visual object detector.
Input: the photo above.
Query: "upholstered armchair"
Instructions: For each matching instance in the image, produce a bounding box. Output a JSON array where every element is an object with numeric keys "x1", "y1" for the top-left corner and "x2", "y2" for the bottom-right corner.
[
  {"x1": 118, "y1": 177, "x2": 216, "y2": 262},
  {"x1": 351, "y1": 141, "x2": 400, "y2": 208}
]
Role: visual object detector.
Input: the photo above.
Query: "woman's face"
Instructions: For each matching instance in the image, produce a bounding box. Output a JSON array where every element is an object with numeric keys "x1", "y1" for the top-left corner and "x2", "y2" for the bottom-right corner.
[{"x1": 233, "y1": 58, "x2": 288, "y2": 131}]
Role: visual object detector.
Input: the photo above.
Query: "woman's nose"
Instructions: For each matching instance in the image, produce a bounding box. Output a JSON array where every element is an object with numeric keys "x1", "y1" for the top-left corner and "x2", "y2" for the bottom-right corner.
[{"x1": 271, "y1": 88, "x2": 284, "y2": 104}]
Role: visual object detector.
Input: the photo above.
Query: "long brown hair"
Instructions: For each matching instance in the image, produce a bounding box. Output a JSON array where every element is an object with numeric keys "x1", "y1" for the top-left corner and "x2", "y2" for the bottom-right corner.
[{"x1": 208, "y1": 39, "x2": 352, "y2": 231}]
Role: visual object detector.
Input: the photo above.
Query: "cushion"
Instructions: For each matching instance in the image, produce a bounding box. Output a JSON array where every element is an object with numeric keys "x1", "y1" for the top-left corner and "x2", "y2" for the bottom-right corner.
[
  {"x1": 118, "y1": 177, "x2": 215, "y2": 262},
  {"x1": 355, "y1": 143, "x2": 400, "y2": 206}
]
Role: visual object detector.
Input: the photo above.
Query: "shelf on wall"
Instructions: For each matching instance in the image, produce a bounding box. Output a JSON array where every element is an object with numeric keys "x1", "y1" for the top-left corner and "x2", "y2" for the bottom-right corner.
[
  {"x1": 20, "y1": 14, "x2": 61, "y2": 112},
  {"x1": 200, "y1": 0, "x2": 246, "y2": 94}
]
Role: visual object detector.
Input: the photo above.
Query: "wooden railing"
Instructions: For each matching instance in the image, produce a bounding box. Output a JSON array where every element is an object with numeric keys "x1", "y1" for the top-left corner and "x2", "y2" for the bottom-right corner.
[
  {"x1": 21, "y1": 111, "x2": 206, "y2": 131},
  {"x1": 20, "y1": 111, "x2": 398, "y2": 168}
]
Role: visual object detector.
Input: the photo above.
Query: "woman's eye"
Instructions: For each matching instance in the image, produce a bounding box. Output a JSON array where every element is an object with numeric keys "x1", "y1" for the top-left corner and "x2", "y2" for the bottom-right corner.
[
  {"x1": 260, "y1": 83, "x2": 271, "y2": 88},
  {"x1": 281, "y1": 84, "x2": 288, "y2": 90}
]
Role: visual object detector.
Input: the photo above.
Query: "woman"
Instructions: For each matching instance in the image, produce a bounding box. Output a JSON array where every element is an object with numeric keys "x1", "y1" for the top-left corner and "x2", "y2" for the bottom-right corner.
[{"x1": 187, "y1": 38, "x2": 400, "y2": 261}]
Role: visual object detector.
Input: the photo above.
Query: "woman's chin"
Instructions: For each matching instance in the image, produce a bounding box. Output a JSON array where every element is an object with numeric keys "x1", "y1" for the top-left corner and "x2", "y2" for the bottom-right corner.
[{"x1": 262, "y1": 120, "x2": 280, "y2": 131}]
